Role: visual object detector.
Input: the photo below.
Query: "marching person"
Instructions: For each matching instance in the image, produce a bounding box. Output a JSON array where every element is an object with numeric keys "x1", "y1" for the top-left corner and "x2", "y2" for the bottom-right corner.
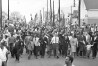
[
  {"x1": 1, "y1": 35, "x2": 9, "y2": 47},
  {"x1": 27, "y1": 38, "x2": 34, "y2": 59},
  {"x1": 63, "y1": 34, "x2": 70, "y2": 57},
  {"x1": 70, "y1": 34, "x2": 78, "y2": 58},
  {"x1": 85, "y1": 33, "x2": 91, "y2": 45},
  {"x1": 78, "y1": 33, "x2": 86, "y2": 57},
  {"x1": 0, "y1": 41, "x2": 9, "y2": 66},
  {"x1": 40, "y1": 35, "x2": 47, "y2": 58},
  {"x1": 8, "y1": 34, "x2": 16, "y2": 58},
  {"x1": 46, "y1": 34, "x2": 52, "y2": 58},
  {"x1": 86, "y1": 43, "x2": 93, "y2": 58},
  {"x1": 14, "y1": 36, "x2": 22, "y2": 62},
  {"x1": 33, "y1": 34, "x2": 40, "y2": 59},
  {"x1": 51, "y1": 32, "x2": 59, "y2": 59},
  {"x1": 59, "y1": 34, "x2": 64, "y2": 56},
  {"x1": 92, "y1": 32, "x2": 98, "y2": 59}
]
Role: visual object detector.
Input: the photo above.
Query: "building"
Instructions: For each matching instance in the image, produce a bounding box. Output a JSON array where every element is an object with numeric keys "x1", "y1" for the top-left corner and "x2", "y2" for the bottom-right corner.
[{"x1": 84, "y1": 0, "x2": 98, "y2": 25}]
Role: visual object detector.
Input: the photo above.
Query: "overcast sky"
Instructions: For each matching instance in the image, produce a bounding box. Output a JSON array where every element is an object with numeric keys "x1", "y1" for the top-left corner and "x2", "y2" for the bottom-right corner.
[{"x1": 2, "y1": 0, "x2": 79, "y2": 22}]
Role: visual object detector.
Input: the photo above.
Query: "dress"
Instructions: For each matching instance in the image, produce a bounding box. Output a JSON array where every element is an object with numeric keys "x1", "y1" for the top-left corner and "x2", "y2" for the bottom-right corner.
[
  {"x1": 27, "y1": 41, "x2": 34, "y2": 51},
  {"x1": 70, "y1": 38, "x2": 78, "y2": 52}
]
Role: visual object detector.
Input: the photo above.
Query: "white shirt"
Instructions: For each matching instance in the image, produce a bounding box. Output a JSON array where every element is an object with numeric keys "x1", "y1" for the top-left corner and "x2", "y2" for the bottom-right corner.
[
  {"x1": 1, "y1": 38, "x2": 9, "y2": 46},
  {"x1": 13, "y1": 34, "x2": 18, "y2": 38},
  {"x1": 0, "y1": 47, "x2": 8, "y2": 62},
  {"x1": 86, "y1": 34, "x2": 90, "y2": 43},
  {"x1": 94, "y1": 36, "x2": 97, "y2": 41},
  {"x1": 68, "y1": 36, "x2": 72, "y2": 41},
  {"x1": 51, "y1": 36, "x2": 59, "y2": 44},
  {"x1": 64, "y1": 64, "x2": 75, "y2": 66},
  {"x1": 5, "y1": 32, "x2": 11, "y2": 37},
  {"x1": 33, "y1": 37, "x2": 40, "y2": 46},
  {"x1": 91, "y1": 27, "x2": 94, "y2": 32},
  {"x1": 14, "y1": 29, "x2": 16, "y2": 33},
  {"x1": 86, "y1": 45, "x2": 93, "y2": 50}
]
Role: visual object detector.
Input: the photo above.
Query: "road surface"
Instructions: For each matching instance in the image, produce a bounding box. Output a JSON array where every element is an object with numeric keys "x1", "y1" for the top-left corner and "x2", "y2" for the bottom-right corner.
[{"x1": 7, "y1": 53, "x2": 98, "y2": 66}]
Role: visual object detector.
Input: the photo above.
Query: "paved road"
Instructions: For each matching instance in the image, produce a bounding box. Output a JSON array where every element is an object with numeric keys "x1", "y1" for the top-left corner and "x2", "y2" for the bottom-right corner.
[{"x1": 7, "y1": 53, "x2": 98, "y2": 66}]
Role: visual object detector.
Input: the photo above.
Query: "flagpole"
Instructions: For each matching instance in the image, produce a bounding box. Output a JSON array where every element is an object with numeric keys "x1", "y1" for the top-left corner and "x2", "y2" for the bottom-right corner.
[
  {"x1": 47, "y1": 0, "x2": 48, "y2": 24},
  {"x1": 40, "y1": 10, "x2": 42, "y2": 27},
  {"x1": 0, "y1": 0, "x2": 2, "y2": 30},
  {"x1": 70, "y1": 6, "x2": 72, "y2": 30},
  {"x1": 50, "y1": 0, "x2": 52, "y2": 26},
  {"x1": 53, "y1": 0, "x2": 54, "y2": 27},
  {"x1": 78, "y1": 0, "x2": 81, "y2": 27},
  {"x1": 43, "y1": 8, "x2": 44, "y2": 24},
  {"x1": 8, "y1": 0, "x2": 9, "y2": 20},
  {"x1": 58, "y1": 0, "x2": 60, "y2": 32}
]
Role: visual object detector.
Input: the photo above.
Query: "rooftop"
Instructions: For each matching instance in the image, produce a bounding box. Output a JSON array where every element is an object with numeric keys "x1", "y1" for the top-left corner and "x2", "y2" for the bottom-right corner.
[{"x1": 84, "y1": 0, "x2": 98, "y2": 10}]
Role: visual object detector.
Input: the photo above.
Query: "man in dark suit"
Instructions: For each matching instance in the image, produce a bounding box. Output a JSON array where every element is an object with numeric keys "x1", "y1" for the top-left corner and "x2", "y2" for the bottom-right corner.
[
  {"x1": 62, "y1": 35, "x2": 69, "y2": 57},
  {"x1": 40, "y1": 35, "x2": 48, "y2": 58},
  {"x1": 78, "y1": 33, "x2": 86, "y2": 57},
  {"x1": 14, "y1": 36, "x2": 22, "y2": 62},
  {"x1": 92, "y1": 32, "x2": 98, "y2": 59}
]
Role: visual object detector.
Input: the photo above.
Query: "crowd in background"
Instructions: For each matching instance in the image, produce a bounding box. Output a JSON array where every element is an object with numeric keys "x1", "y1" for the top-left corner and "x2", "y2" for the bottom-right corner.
[{"x1": 0, "y1": 23, "x2": 98, "y2": 66}]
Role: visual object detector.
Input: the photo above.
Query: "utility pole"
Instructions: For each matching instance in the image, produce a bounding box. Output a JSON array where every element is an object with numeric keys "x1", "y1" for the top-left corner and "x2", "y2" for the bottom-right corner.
[
  {"x1": 0, "y1": 0, "x2": 2, "y2": 30},
  {"x1": 8, "y1": 0, "x2": 9, "y2": 20},
  {"x1": 78, "y1": 0, "x2": 81, "y2": 27}
]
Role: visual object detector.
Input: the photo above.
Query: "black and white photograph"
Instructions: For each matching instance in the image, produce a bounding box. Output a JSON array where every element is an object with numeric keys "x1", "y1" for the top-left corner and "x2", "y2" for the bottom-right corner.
[{"x1": 0, "y1": 0, "x2": 98, "y2": 66}]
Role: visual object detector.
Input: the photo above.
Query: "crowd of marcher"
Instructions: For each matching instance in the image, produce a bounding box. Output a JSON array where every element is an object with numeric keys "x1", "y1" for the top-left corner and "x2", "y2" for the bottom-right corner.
[{"x1": 0, "y1": 23, "x2": 98, "y2": 66}]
